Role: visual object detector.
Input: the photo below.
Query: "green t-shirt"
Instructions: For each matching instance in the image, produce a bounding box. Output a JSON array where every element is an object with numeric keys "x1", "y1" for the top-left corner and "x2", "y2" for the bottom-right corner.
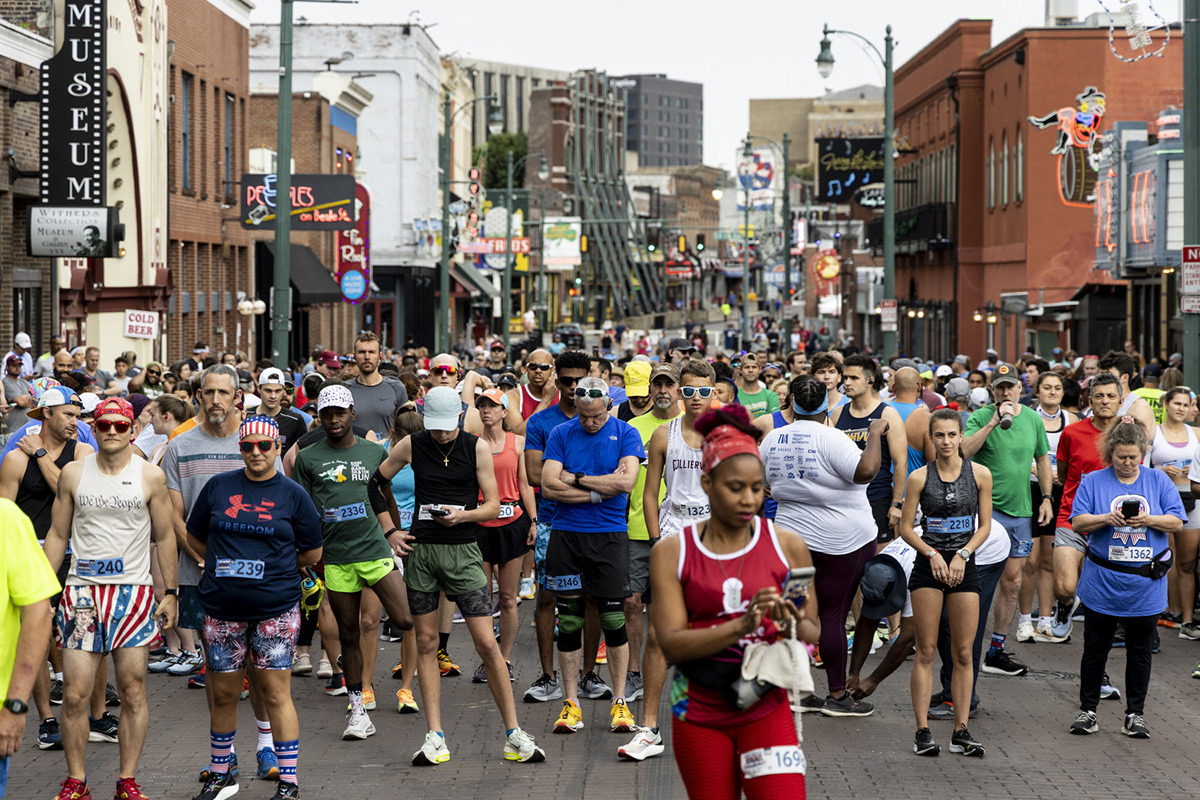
[
  {"x1": 1132, "y1": 388, "x2": 1164, "y2": 425},
  {"x1": 963, "y1": 405, "x2": 1049, "y2": 518},
  {"x1": 626, "y1": 411, "x2": 681, "y2": 541},
  {"x1": 737, "y1": 385, "x2": 781, "y2": 419},
  {"x1": 0, "y1": 499, "x2": 61, "y2": 698},
  {"x1": 294, "y1": 437, "x2": 392, "y2": 565}
]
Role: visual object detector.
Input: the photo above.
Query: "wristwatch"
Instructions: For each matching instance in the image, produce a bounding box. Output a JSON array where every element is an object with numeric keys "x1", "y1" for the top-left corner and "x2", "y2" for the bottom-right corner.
[
  {"x1": 3, "y1": 698, "x2": 28, "y2": 714},
  {"x1": 891, "y1": 501, "x2": 903, "y2": 509},
  {"x1": 573, "y1": 472, "x2": 585, "y2": 487},
  {"x1": 925, "y1": 549, "x2": 937, "y2": 560},
  {"x1": 33, "y1": 447, "x2": 47, "y2": 459},
  {"x1": 956, "y1": 548, "x2": 972, "y2": 561},
  {"x1": 163, "y1": 588, "x2": 178, "y2": 596}
]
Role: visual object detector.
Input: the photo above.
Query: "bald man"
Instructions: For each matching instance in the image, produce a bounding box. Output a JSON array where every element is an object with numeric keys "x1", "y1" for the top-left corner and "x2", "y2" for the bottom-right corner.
[
  {"x1": 887, "y1": 367, "x2": 934, "y2": 477},
  {"x1": 507, "y1": 349, "x2": 557, "y2": 436}
]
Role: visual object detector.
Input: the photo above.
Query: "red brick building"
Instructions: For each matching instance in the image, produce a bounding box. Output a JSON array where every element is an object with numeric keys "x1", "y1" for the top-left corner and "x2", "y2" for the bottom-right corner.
[{"x1": 883, "y1": 19, "x2": 1181, "y2": 362}]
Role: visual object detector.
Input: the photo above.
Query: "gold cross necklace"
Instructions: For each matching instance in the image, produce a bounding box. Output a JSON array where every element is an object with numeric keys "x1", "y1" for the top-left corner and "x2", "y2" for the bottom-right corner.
[{"x1": 433, "y1": 434, "x2": 458, "y2": 467}]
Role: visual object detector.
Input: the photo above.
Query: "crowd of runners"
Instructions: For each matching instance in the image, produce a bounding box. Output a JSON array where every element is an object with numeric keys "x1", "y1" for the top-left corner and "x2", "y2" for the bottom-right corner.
[{"x1": 0, "y1": 328, "x2": 1194, "y2": 800}]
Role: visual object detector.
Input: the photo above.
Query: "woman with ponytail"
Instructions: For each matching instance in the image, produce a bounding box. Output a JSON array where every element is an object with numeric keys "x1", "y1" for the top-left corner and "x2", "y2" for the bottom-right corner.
[
  {"x1": 1068, "y1": 416, "x2": 1185, "y2": 739},
  {"x1": 650, "y1": 405, "x2": 818, "y2": 800},
  {"x1": 760, "y1": 376, "x2": 887, "y2": 717}
]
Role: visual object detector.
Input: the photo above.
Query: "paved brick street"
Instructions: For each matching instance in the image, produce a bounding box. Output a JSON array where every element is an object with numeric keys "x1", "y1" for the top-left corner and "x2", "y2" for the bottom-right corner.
[{"x1": 12, "y1": 601, "x2": 1200, "y2": 799}]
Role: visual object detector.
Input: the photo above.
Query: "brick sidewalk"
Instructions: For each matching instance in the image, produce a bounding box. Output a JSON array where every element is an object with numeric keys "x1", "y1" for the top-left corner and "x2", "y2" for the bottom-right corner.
[{"x1": 11, "y1": 603, "x2": 1200, "y2": 799}]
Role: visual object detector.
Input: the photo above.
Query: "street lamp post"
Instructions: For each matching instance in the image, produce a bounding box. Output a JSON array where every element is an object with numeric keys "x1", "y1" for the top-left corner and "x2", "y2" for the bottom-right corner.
[
  {"x1": 503, "y1": 150, "x2": 549, "y2": 349},
  {"x1": 437, "y1": 92, "x2": 500, "y2": 355},
  {"x1": 741, "y1": 136, "x2": 754, "y2": 348},
  {"x1": 743, "y1": 132, "x2": 792, "y2": 345},
  {"x1": 817, "y1": 23, "x2": 895, "y2": 358}
]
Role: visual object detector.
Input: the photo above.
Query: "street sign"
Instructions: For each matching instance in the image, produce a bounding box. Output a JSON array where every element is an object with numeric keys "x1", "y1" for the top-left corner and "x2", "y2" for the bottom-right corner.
[
  {"x1": 1183, "y1": 245, "x2": 1200, "y2": 295},
  {"x1": 457, "y1": 237, "x2": 531, "y2": 255},
  {"x1": 880, "y1": 299, "x2": 898, "y2": 332},
  {"x1": 1182, "y1": 295, "x2": 1200, "y2": 315}
]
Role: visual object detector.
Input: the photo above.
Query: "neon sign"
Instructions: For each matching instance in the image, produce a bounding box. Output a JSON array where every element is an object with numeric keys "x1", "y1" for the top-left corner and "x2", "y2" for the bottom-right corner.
[
  {"x1": 1028, "y1": 86, "x2": 1105, "y2": 207},
  {"x1": 240, "y1": 173, "x2": 356, "y2": 230},
  {"x1": 1128, "y1": 169, "x2": 1156, "y2": 246}
]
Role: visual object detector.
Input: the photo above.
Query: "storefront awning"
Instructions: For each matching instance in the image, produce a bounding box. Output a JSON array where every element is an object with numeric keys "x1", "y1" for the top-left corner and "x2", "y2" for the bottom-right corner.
[
  {"x1": 258, "y1": 241, "x2": 342, "y2": 304},
  {"x1": 451, "y1": 260, "x2": 499, "y2": 300}
]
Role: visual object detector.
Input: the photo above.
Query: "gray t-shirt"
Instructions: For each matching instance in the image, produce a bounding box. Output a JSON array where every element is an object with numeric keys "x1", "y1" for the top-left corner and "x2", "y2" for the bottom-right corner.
[
  {"x1": 2, "y1": 376, "x2": 30, "y2": 432},
  {"x1": 348, "y1": 376, "x2": 409, "y2": 440},
  {"x1": 162, "y1": 425, "x2": 278, "y2": 585}
]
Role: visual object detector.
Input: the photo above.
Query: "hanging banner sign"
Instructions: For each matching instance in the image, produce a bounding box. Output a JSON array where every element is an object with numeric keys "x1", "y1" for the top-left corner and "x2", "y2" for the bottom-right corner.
[
  {"x1": 810, "y1": 249, "x2": 841, "y2": 281},
  {"x1": 816, "y1": 138, "x2": 885, "y2": 202},
  {"x1": 41, "y1": 0, "x2": 107, "y2": 205},
  {"x1": 241, "y1": 173, "x2": 356, "y2": 230},
  {"x1": 335, "y1": 183, "x2": 371, "y2": 303},
  {"x1": 737, "y1": 148, "x2": 779, "y2": 211},
  {"x1": 543, "y1": 216, "x2": 583, "y2": 267},
  {"x1": 27, "y1": 205, "x2": 121, "y2": 257}
]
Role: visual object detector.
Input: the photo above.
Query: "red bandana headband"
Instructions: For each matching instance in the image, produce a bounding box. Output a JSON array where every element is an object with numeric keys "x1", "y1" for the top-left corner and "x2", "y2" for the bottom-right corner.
[{"x1": 701, "y1": 425, "x2": 760, "y2": 473}]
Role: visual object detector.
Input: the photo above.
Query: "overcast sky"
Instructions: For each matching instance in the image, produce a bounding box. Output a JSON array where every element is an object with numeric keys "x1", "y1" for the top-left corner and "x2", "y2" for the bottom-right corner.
[{"x1": 248, "y1": 0, "x2": 1181, "y2": 171}]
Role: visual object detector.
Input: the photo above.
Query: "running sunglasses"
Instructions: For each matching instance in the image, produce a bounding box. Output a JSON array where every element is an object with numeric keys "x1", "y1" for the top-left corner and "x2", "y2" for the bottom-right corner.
[
  {"x1": 526, "y1": 363, "x2": 553, "y2": 372},
  {"x1": 239, "y1": 440, "x2": 274, "y2": 453},
  {"x1": 680, "y1": 386, "x2": 714, "y2": 399},
  {"x1": 95, "y1": 419, "x2": 131, "y2": 433},
  {"x1": 574, "y1": 387, "x2": 606, "y2": 399},
  {"x1": 430, "y1": 365, "x2": 460, "y2": 377}
]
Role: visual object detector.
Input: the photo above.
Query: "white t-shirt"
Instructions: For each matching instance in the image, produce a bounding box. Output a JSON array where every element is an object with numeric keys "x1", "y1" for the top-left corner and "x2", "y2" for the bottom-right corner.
[
  {"x1": 877, "y1": 538, "x2": 917, "y2": 618},
  {"x1": 760, "y1": 421, "x2": 875, "y2": 555}
]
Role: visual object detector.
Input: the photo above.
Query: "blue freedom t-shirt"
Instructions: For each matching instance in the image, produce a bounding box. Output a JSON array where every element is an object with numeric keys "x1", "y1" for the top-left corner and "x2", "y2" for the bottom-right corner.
[
  {"x1": 524, "y1": 405, "x2": 574, "y2": 527},
  {"x1": 187, "y1": 470, "x2": 324, "y2": 621},
  {"x1": 1071, "y1": 466, "x2": 1185, "y2": 617},
  {"x1": 542, "y1": 415, "x2": 645, "y2": 533}
]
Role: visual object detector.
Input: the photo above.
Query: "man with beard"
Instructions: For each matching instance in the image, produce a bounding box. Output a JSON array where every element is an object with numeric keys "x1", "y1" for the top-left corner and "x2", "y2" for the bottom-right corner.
[
  {"x1": 0, "y1": 367, "x2": 98, "y2": 463},
  {"x1": 127, "y1": 362, "x2": 166, "y2": 399},
  {"x1": 506, "y1": 349, "x2": 557, "y2": 436},
  {"x1": 34, "y1": 335, "x2": 66, "y2": 378},
  {"x1": 610, "y1": 361, "x2": 654, "y2": 422},
  {"x1": 347, "y1": 333, "x2": 408, "y2": 441}
]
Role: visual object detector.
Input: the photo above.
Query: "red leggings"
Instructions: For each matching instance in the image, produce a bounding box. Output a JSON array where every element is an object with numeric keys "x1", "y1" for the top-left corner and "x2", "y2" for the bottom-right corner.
[{"x1": 672, "y1": 700, "x2": 806, "y2": 800}]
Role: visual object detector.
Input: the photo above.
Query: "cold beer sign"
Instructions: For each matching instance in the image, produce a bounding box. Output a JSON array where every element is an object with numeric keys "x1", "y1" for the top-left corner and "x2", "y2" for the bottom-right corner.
[{"x1": 41, "y1": 0, "x2": 106, "y2": 205}]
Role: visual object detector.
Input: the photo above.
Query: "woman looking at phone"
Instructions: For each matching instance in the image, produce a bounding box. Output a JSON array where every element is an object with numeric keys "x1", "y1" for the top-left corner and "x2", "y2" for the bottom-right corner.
[
  {"x1": 898, "y1": 409, "x2": 992, "y2": 758},
  {"x1": 1068, "y1": 417, "x2": 1184, "y2": 739},
  {"x1": 650, "y1": 405, "x2": 818, "y2": 800}
]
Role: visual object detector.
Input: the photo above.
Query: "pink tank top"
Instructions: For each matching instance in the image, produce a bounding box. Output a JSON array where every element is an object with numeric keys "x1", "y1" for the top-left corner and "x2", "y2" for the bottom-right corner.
[{"x1": 479, "y1": 432, "x2": 523, "y2": 528}]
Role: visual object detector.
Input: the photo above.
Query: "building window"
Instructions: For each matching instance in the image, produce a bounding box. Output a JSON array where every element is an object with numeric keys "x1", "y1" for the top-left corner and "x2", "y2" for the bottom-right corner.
[
  {"x1": 987, "y1": 139, "x2": 995, "y2": 209},
  {"x1": 516, "y1": 76, "x2": 525, "y2": 133},
  {"x1": 531, "y1": 77, "x2": 540, "y2": 89},
  {"x1": 1000, "y1": 133, "x2": 1009, "y2": 206},
  {"x1": 1015, "y1": 128, "x2": 1023, "y2": 201},
  {"x1": 181, "y1": 72, "x2": 192, "y2": 190},
  {"x1": 627, "y1": 91, "x2": 637, "y2": 105},
  {"x1": 224, "y1": 94, "x2": 234, "y2": 201},
  {"x1": 500, "y1": 75, "x2": 509, "y2": 132}
]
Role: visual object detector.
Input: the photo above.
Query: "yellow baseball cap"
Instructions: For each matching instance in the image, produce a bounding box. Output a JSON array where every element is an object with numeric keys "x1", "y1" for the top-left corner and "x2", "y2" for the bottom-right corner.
[{"x1": 624, "y1": 361, "x2": 652, "y2": 397}]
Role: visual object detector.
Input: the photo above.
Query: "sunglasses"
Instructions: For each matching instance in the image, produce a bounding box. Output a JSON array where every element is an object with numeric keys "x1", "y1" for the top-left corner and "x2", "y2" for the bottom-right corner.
[
  {"x1": 95, "y1": 419, "x2": 132, "y2": 433},
  {"x1": 239, "y1": 440, "x2": 275, "y2": 453},
  {"x1": 526, "y1": 363, "x2": 552, "y2": 372},
  {"x1": 680, "y1": 386, "x2": 714, "y2": 399},
  {"x1": 558, "y1": 375, "x2": 581, "y2": 387},
  {"x1": 430, "y1": 365, "x2": 460, "y2": 377},
  {"x1": 574, "y1": 387, "x2": 606, "y2": 399},
  {"x1": 146, "y1": 370, "x2": 161, "y2": 377}
]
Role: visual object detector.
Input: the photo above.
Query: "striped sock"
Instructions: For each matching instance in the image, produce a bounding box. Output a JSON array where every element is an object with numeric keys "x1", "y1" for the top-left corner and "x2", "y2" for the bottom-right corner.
[
  {"x1": 989, "y1": 632, "x2": 1007, "y2": 655},
  {"x1": 275, "y1": 738, "x2": 299, "y2": 785},
  {"x1": 210, "y1": 729, "x2": 236, "y2": 774},
  {"x1": 255, "y1": 718, "x2": 273, "y2": 752}
]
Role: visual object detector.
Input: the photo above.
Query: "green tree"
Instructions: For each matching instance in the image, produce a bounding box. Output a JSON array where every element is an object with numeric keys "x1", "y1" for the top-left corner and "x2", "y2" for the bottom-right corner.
[{"x1": 471, "y1": 131, "x2": 528, "y2": 190}]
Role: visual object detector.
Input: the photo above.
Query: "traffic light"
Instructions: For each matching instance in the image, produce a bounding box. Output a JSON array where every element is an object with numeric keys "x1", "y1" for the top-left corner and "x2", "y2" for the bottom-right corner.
[
  {"x1": 696, "y1": 234, "x2": 705, "y2": 252},
  {"x1": 677, "y1": 235, "x2": 686, "y2": 252},
  {"x1": 468, "y1": 166, "x2": 481, "y2": 197},
  {"x1": 580, "y1": 234, "x2": 588, "y2": 253}
]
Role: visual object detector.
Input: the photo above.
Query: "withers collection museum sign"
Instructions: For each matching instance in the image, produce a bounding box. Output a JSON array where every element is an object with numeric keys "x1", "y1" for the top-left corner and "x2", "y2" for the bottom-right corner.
[{"x1": 42, "y1": 0, "x2": 106, "y2": 205}]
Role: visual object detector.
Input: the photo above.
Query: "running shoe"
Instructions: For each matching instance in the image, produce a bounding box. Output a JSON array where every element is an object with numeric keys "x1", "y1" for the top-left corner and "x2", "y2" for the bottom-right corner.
[
  {"x1": 346, "y1": 689, "x2": 377, "y2": 712},
  {"x1": 1158, "y1": 611, "x2": 1183, "y2": 629},
  {"x1": 188, "y1": 667, "x2": 206, "y2": 690},
  {"x1": 503, "y1": 727, "x2": 546, "y2": 763},
  {"x1": 39, "y1": 717, "x2": 63, "y2": 750},
  {"x1": 472, "y1": 662, "x2": 488, "y2": 683},
  {"x1": 982, "y1": 649, "x2": 1028, "y2": 676},
  {"x1": 1036, "y1": 618, "x2": 1069, "y2": 644},
  {"x1": 618, "y1": 726, "x2": 665, "y2": 761},
  {"x1": 1153, "y1": 630, "x2": 1162, "y2": 654},
  {"x1": 519, "y1": 576, "x2": 536, "y2": 600},
  {"x1": 927, "y1": 701, "x2": 955, "y2": 721},
  {"x1": 167, "y1": 651, "x2": 205, "y2": 676},
  {"x1": 54, "y1": 777, "x2": 90, "y2": 799},
  {"x1": 379, "y1": 619, "x2": 404, "y2": 642},
  {"x1": 610, "y1": 698, "x2": 636, "y2": 732},
  {"x1": 324, "y1": 674, "x2": 347, "y2": 696},
  {"x1": 821, "y1": 693, "x2": 874, "y2": 717},
  {"x1": 949, "y1": 727, "x2": 985, "y2": 757},
  {"x1": 524, "y1": 672, "x2": 563, "y2": 703},
  {"x1": 507, "y1": 661, "x2": 515, "y2": 682},
  {"x1": 270, "y1": 782, "x2": 300, "y2": 800},
  {"x1": 625, "y1": 672, "x2": 644, "y2": 702},
  {"x1": 198, "y1": 751, "x2": 239, "y2": 782},
  {"x1": 412, "y1": 730, "x2": 450, "y2": 765},
  {"x1": 492, "y1": 599, "x2": 502, "y2": 619},
  {"x1": 811, "y1": 645, "x2": 824, "y2": 669},
  {"x1": 1016, "y1": 619, "x2": 1036, "y2": 643},
  {"x1": 452, "y1": 610, "x2": 465, "y2": 624},
  {"x1": 1122, "y1": 713, "x2": 1150, "y2": 739},
  {"x1": 1111, "y1": 624, "x2": 1126, "y2": 647},
  {"x1": 554, "y1": 699, "x2": 585, "y2": 733},
  {"x1": 596, "y1": 642, "x2": 608, "y2": 665},
  {"x1": 391, "y1": 657, "x2": 404, "y2": 679},
  {"x1": 114, "y1": 776, "x2": 149, "y2": 799},
  {"x1": 1179, "y1": 621, "x2": 1200, "y2": 640},
  {"x1": 1192, "y1": 660, "x2": 1200, "y2": 679},
  {"x1": 396, "y1": 689, "x2": 419, "y2": 714},
  {"x1": 1100, "y1": 672, "x2": 1121, "y2": 700},
  {"x1": 579, "y1": 670, "x2": 613, "y2": 700},
  {"x1": 148, "y1": 650, "x2": 187, "y2": 673},
  {"x1": 192, "y1": 770, "x2": 238, "y2": 800},
  {"x1": 291, "y1": 653, "x2": 312, "y2": 675},
  {"x1": 437, "y1": 649, "x2": 461, "y2": 677},
  {"x1": 913, "y1": 727, "x2": 939, "y2": 756},
  {"x1": 1069, "y1": 710, "x2": 1098, "y2": 735},
  {"x1": 105, "y1": 682, "x2": 121, "y2": 707},
  {"x1": 799, "y1": 695, "x2": 825, "y2": 713},
  {"x1": 88, "y1": 712, "x2": 119, "y2": 743},
  {"x1": 257, "y1": 747, "x2": 280, "y2": 779},
  {"x1": 317, "y1": 658, "x2": 333, "y2": 679},
  {"x1": 1072, "y1": 599, "x2": 1086, "y2": 621},
  {"x1": 1048, "y1": 599, "x2": 1074, "y2": 641},
  {"x1": 342, "y1": 709, "x2": 376, "y2": 740},
  {"x1": 50, "y1": 677, "x2": 63, "y2": 704}
]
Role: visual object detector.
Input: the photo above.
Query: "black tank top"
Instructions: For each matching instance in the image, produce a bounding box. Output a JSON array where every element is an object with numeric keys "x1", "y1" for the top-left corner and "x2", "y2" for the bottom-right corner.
[
  {"x1": 18, "y1": 440, "x2": 77, "y2": 538},
  {"x1": 409, "y1": 429, "x2": 480, "y2": 545},
  {"x1": 919, "y1": 458, "x2": 978, "y2": 549},
  {"x1": 833, "y1": 401, "x2": 893, "y2": 503},
  {"x1": 617, "y1": 402, "x2": 638, "y2": 422}
]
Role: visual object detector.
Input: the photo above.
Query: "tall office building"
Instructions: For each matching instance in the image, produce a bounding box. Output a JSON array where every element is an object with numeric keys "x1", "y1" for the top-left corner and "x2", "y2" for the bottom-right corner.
[{"x1": 610, "y1": 74, "x2": 703, "y2": 167}]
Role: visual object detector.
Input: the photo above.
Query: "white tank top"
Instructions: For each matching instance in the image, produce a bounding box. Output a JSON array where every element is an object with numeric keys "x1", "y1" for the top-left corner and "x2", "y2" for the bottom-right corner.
[
  {"x1": 1033, "y1": 407, "x2": 1068, "y2": 481},
  {"x1": 659, "y1": 418, "x2": 709, "y2": 538},
  {"x1": 1146, "y1": 424, "x2": 1198, "y2": 490},
  {"x1": 68, "y1": 455, "x2": 153, "y2": 586}
]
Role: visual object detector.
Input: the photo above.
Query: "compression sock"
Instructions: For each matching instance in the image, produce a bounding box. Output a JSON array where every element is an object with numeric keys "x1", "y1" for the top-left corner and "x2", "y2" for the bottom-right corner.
[
  {"x1": 275, "y1": 738, "x2": 299, "y2": 785},
  {"x1": 347, "y1": 683, "x2": 364, "y2": 714},
  {"x1": 255, "y1": 718, "x2": 273, "y2": 752},
  {"x1": 210, "y1": 730, "x2": 236, "y2": 774},
  {"x1": 438, "y1": 631, "x2": 450, "y2": 652},
  {"x1": 988, "y1": 632, "x2": 1007, "y2": 656}
]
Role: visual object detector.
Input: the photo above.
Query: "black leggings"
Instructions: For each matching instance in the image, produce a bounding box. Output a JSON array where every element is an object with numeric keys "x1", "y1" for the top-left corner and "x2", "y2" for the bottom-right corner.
[
  {"x1": 297, "y1": 602, "x2": 319, "y2": 648},
  {"x1": 1080, "y1": 608, "x2": 1156, "y2": 715}
]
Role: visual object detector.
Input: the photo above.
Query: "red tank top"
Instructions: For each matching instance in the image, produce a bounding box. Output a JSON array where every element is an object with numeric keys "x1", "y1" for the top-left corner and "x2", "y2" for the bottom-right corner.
[
  {"x1": 673, "y1": 516, "x2": 790, "y2": 726},
  {"x1": 520, "y1": 384, "x2": 559, "y2": 420},
  {"x1": 479, "y1": 432, "x2": 524, "y2": 528}
]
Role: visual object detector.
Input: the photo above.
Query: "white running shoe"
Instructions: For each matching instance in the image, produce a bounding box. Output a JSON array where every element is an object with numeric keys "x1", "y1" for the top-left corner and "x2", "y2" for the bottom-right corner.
[
  {"x1": 413, "y1": 730, "x2": 451, "y2": 765},
  {"x1": 1016, "y1": 620, "x2": 1036, "y2": 643},
  {"x1": 342, "y1": 709, "x2": 376, "y2": 740},
  {"x1": 618, "y1": 727, "x2": 665, "y2": 761},
  {"x1": 519, "y1": 577, "x2": 536, "y2": 600},
  {"x1": 503, "y1": 728, "x2": 546, "y2": 763}
]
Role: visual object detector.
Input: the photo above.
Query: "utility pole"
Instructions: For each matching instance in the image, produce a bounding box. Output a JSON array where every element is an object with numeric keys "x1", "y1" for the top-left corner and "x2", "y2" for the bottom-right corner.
[
  {"x1": 438, "y1": 92, "x2": 452, "y2": 356},
  {"x1": 781, "y1": 132, "x2": 792, "y2": 346},
  {"x1": 1184, "y1": 0, "x2": 1199, "y2": 389},
  {"x1": 270, "y1": 0, "x2": 295, "y2": 365}
]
